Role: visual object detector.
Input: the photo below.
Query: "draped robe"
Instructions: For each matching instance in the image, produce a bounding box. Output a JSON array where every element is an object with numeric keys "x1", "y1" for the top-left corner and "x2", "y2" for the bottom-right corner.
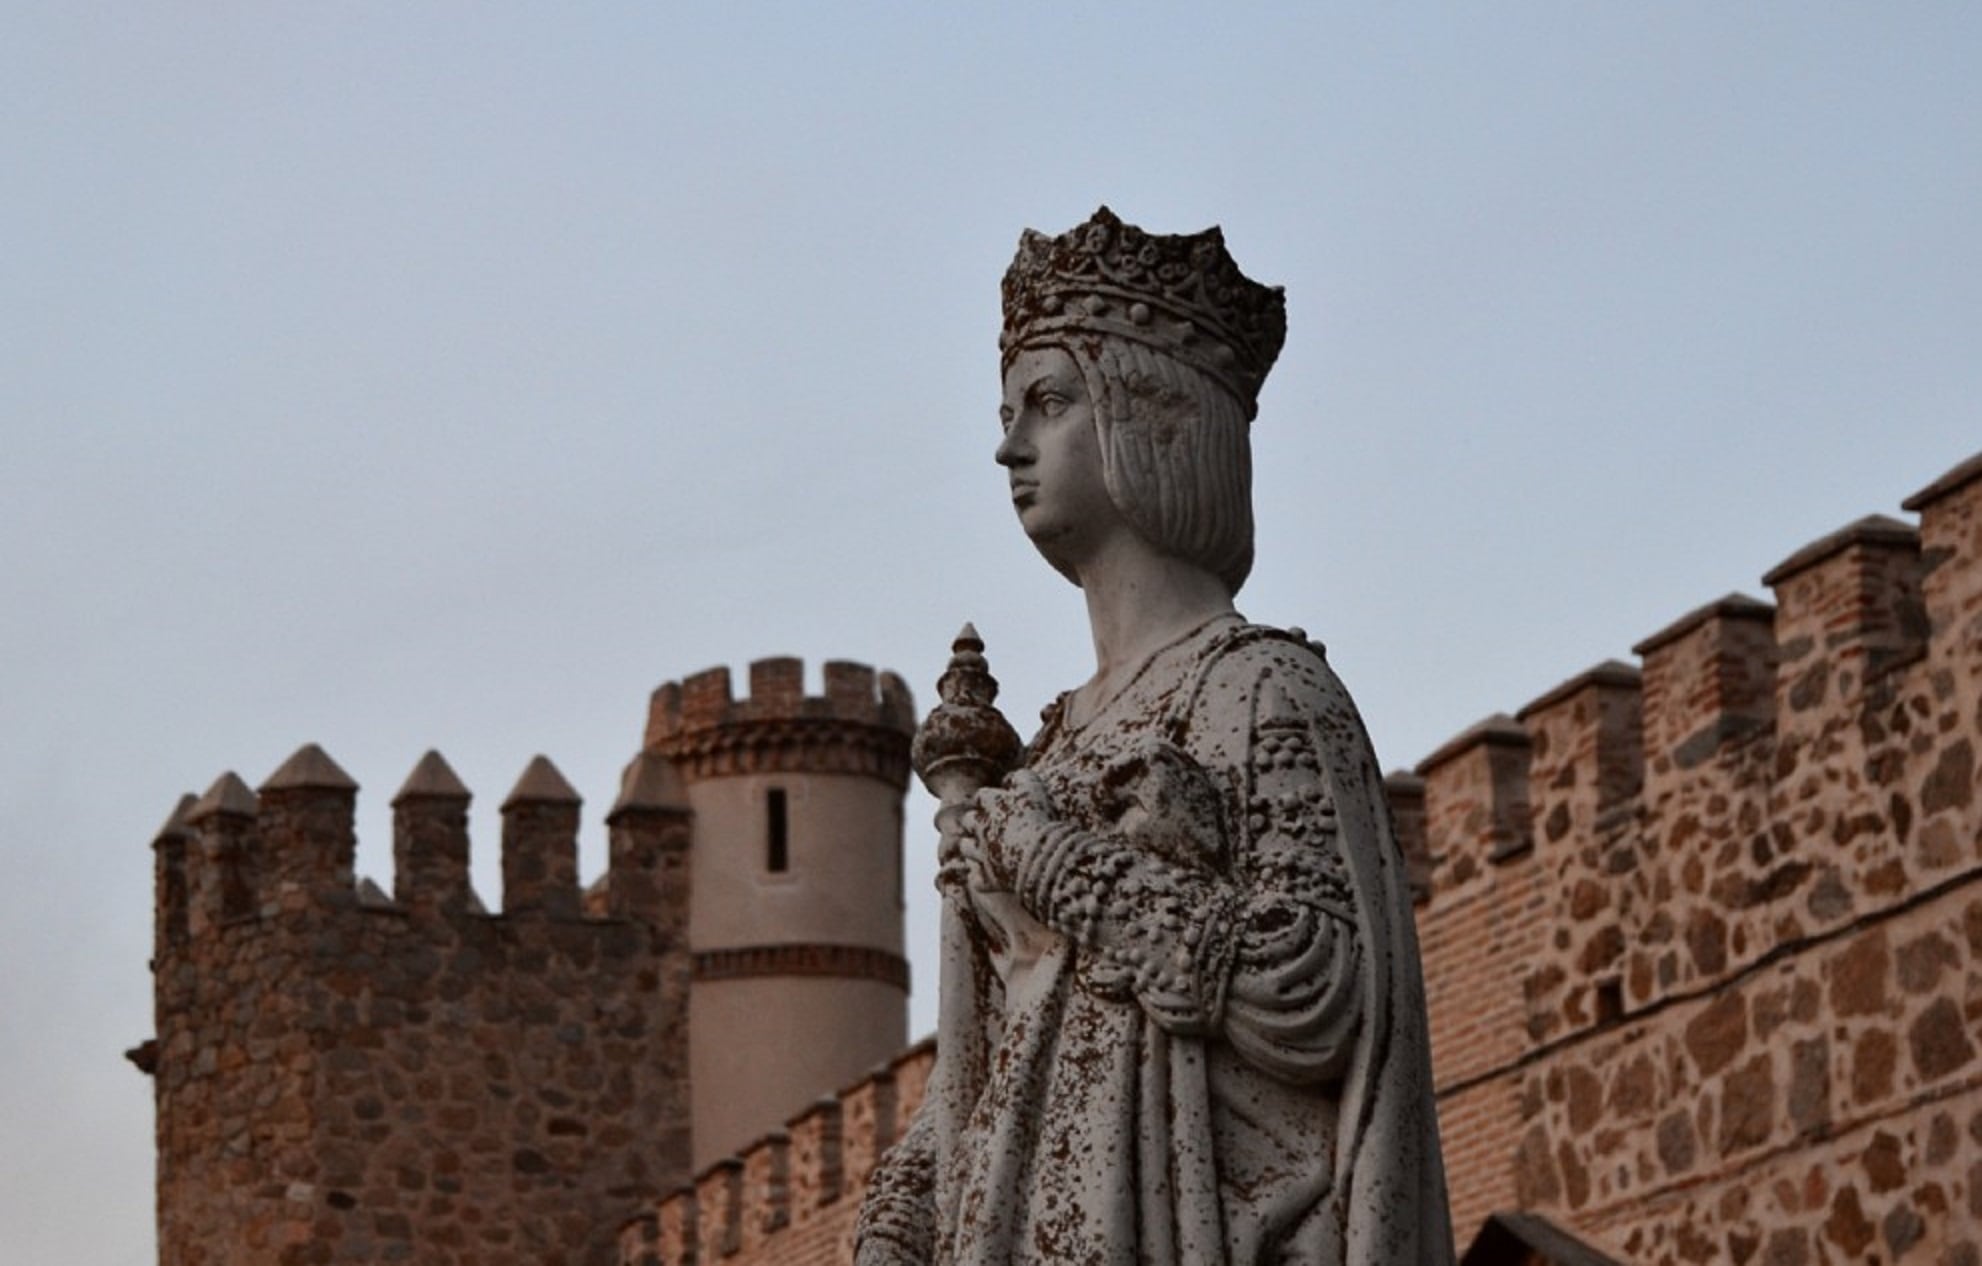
[{"x1": 858, "y1": 619, "x2": 1452, "y2": 1265}]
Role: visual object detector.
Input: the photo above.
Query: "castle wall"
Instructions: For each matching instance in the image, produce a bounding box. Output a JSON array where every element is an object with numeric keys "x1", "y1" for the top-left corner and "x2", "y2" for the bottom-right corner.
[
  {"x1": 145, "y1": 450, "x2": 1982, "y2": 1266},
  {"x1": 1416, "y1": 450, "x2": 1982, "y2": 1261},
  {"x1": 146, "y1": 749, "x2": 693, "y2": 1266}
]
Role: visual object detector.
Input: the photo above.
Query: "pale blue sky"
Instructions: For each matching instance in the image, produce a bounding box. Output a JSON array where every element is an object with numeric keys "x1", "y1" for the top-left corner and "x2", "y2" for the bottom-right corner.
[{"x1": 3, "y1": 6, "x2": 1977, "y2": 1258}]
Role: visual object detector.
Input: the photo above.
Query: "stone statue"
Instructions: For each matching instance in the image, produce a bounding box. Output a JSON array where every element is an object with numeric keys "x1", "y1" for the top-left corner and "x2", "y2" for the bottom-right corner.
[{"x1": 857, "y1": 208, "x2": 1453, "y2": 1264}]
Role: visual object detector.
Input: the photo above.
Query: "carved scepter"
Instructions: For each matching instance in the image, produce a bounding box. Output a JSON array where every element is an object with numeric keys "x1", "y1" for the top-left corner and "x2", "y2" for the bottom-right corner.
[{"x1": 909, "y1": 624, "x2": 1021, "y2": 1162}]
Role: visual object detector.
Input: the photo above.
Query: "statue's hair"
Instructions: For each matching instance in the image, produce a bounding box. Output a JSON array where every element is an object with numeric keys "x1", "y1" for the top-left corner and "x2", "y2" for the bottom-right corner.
[{"x1": 1062, "y1": 334, "x2": 1255, "y2": 595}]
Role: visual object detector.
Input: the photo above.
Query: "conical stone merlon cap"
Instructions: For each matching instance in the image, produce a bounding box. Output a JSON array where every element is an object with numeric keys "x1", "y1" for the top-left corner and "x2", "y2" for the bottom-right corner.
[
  {"x1": 502, "y1": 755, "x2": 580, "y2": 810},
  {"x1": 612, "y1": 751, "x2": 688, "y2": 815},
  {"x1": 154, "y1": 792, "x2": 198, "y2": 841},
  {"x1": 260, "y1": 743, "x2": 358, "y2": 794},
  {"x1": 189, "y1": 772, "x2": 258, "y2": 822},
  {"x1": 393, "y1": 750, "x2": 471, "y2": 805}
]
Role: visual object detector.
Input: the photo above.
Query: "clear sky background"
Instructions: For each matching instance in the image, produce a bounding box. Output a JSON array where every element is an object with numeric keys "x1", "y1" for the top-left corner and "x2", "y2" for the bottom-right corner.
[{"x1": 3, "y1": 6, "x2": 1977, "y2": 1258}]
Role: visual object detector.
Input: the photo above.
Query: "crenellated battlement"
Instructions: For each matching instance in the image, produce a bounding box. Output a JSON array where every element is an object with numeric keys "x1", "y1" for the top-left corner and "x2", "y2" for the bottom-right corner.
[
  {"x1": 151, "y1": 746, "x2": 692, "y2": 946},
  {"x1": 645, "y1": 658, "x2": 916, "y2": 788},
  {"x1": 1403, "y1": 449, "x2": 1982, "y2": 1246},
  {"x1": 618, "y1": 1038, "x2": 937, "y2": 1266}
]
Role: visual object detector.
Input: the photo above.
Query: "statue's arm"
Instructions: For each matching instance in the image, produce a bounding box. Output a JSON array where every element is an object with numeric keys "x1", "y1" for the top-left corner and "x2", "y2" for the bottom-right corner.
[
  {"x1": 992, "y1": 808, "x2": 1361, "y2": 1083},
  {"x1": 1217, "y1": 782, "x2": 1365, "y2": 1084}
]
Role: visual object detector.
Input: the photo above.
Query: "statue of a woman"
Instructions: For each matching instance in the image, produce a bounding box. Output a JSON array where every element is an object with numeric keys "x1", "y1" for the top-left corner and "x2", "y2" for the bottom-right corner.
[{"x1": 858, "y1": 208, "x2": 1452, "y2": 1264}]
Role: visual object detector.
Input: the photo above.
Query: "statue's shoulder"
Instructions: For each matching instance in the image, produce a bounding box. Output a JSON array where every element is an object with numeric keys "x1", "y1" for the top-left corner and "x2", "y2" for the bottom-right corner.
[
  {"x1": 1193, "y1": 621, "x2": 1334, "y2": 684},
  {"x1": 1186, "y1": 624, "x2": 1384, "y2": 800},
  {"x1": 1182, "y1": 622, "x2": 1353, "y2": 728}
]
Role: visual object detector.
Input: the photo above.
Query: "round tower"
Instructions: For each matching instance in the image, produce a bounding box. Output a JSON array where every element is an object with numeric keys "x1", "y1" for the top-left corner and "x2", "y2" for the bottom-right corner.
[{"x1": 644, "y1": 657, "x2": 915, "y2": 1167}]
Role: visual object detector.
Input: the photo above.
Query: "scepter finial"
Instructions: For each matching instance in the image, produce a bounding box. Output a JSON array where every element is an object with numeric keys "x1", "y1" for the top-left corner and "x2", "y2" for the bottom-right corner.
[{"x1": 913, "y1": 623, "x2": 1021, "y2": 796}]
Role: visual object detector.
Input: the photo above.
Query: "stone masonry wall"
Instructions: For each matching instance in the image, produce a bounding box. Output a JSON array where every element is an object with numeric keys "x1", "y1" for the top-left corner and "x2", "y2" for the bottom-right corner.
[
  {"x1": 141, "y1": 451, "x2": 1979, "y2": 1266},
  {"x1": 1415, "y1": 450, "x2": 1982, "y2": 1261},
  {"x1": 145, "y1": 746, "x2": 695, "y2": 1266}
]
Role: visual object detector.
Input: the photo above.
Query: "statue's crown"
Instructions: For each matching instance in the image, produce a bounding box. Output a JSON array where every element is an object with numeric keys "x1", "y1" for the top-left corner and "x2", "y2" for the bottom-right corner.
[{"x1": 1000, "y1": 207, "x2": 1287, "y2": 418}]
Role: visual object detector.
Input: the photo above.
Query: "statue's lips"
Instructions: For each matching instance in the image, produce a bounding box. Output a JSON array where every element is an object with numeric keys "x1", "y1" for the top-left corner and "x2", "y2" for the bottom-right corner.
[{"x1": 1010, "y1": 481, "x2": 1038, "y2": 505}]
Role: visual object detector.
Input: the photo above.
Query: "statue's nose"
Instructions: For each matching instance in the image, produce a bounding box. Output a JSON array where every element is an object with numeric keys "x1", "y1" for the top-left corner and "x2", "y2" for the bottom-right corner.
[{"x1": 994, "y1": 428, "x2": 1028, "y2": 467}]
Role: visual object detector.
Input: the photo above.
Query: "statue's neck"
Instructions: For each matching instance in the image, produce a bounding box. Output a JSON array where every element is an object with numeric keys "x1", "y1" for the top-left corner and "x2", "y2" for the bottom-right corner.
[{"x1": 1070, "y1": 539, "x2": 1235, "y2": 726}]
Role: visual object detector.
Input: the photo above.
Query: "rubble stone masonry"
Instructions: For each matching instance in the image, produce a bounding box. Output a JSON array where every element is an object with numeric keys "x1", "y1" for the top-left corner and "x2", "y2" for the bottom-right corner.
[
  {"x1": 1411, "y1": 451, "x2": 1982, "y2": 1262},
  {"x1": 143, "y1": 747, "x2": 695, "y2": 1266}
]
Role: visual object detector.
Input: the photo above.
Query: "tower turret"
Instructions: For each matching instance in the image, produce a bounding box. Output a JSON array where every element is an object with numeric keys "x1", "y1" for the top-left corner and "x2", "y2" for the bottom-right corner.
[
  {"x1": 136, "y1": 745, "x2": 692, "y2": 1265},
  {"x1": 643, "y1": 657, "x2": 916, "y2": 1167}
]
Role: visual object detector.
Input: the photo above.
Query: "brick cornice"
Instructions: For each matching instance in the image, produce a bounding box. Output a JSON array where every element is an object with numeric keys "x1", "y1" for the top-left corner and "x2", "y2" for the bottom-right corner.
[
  {"x1": 692, "y1": 942, "x2": 910, "y2": 991},
  {"x1": 652, "y1": 718, "x2": 912, "y2": 789}
]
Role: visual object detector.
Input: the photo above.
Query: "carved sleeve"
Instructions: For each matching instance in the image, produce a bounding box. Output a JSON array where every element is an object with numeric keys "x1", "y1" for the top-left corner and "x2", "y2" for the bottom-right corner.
[
  {"x1": 1000, "y1": 700, "x2": 1363, "y2": 1083},
  {"x1": 1219, "y1": 707, "x2": 1365, "y2": 1083},
  {"x1": 852, "y1": 1111, "x2": 936, "y2": 1266}
]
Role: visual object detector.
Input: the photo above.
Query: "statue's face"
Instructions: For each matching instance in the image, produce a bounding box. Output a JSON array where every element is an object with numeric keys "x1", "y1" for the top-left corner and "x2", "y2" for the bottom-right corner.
[{"x1": 997, "y1": 345, "x2": 1125, "y2": 573}]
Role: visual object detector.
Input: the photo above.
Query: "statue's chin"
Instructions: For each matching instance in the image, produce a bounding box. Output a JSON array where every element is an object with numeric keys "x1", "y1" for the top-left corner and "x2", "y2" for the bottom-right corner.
[{"x1": 1019, "y1": 528, "x2": 1087, "y2": 589}]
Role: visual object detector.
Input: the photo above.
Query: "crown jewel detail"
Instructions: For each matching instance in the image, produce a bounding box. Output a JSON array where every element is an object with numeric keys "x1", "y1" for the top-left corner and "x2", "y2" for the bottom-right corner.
[{"x1": 1000, "y1": 207, "x2": 1287, "y2": 417}]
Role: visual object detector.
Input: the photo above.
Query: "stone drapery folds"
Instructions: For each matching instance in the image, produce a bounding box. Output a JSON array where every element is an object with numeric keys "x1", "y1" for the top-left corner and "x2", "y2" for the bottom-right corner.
[{"x1": 858, "y1": 624, "x2": 1453, "y2": 1264}]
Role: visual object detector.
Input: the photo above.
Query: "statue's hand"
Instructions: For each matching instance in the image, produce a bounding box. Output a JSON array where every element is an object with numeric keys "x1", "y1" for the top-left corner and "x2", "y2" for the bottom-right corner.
[
  {"x1": 955, "y1": 773, "x2": 1057, "y2": 968},
  {"x1": 970, "y1": 770, "x2": 1056, "y2": 888}
]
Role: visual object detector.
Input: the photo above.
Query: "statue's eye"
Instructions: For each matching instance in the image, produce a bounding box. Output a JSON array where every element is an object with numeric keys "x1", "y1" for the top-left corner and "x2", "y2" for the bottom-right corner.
[{"x1": 1037, "y1": 392, "x2": 1068, "y2": 417}]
